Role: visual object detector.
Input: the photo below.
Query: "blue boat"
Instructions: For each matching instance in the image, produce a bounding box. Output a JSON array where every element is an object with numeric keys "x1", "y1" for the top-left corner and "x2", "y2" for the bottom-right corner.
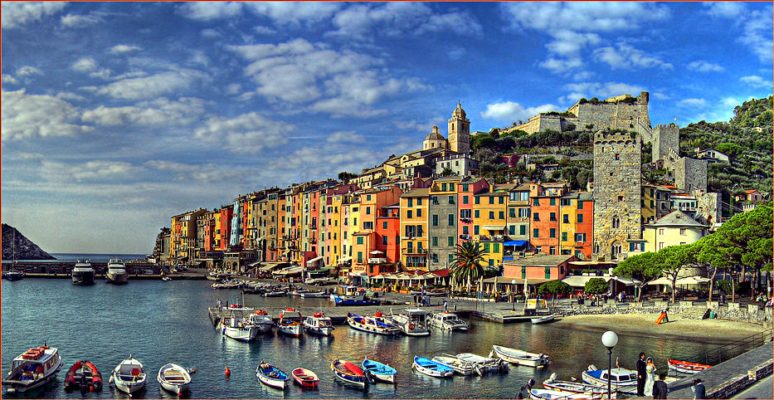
[
  {"x1": 329, "y1": 286, "x2": 379, "y2": 306},
  {"x1": 362, "y1": 357, "x2": 397, "y2": 383},
  {"x1": 331, "y1": 359, "x2": 368, "y2": 389},
  {"x1": 255, "y1": 361, "x2": 289, "y2": 390},
  {"x1": 412, "y1": 356, "x2": 454, "y2": 378}
]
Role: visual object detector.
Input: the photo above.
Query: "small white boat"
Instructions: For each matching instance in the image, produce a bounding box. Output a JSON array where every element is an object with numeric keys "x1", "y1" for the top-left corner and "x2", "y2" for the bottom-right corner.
[
  {"x1": 277, "y1": 308, "x2": 303, "y2": 337},
  {"x1": 72, "y1": 260, "x2": 95, "y2": 285},
  {"x1": 491, "y1": 345, "x2": 550, "y2": 368},
  {"x1": 388, "y1": 308, "x2": 431, "y2": 336},
  {"x1": 543, "y1": 373, "x2": 611, "y2": 397},
  {"x1": 106, "y1": 259, "x2": 129, "y2": 284},
  {"x1": 431, "y1": 354, "x2": 476, "y2": 376},
  {"x1": 531, "y1": 314, "x2": 557, "y2": 324},
  {"x1": 456, "y1": 353, "x2": 508, "y2": 375},
  {"x1": 156, "y1": 363, "x2": 191, "y2": 396},
  {"x1": 304, "y1": 312, "x2": 334, "y2": 336},
  {"x1": 530, "y1": 388, "x2": 602, "y2": 400},
  {"x1": 161, "y1": 276, "x2": 172, "y2": 282},
  {"x1": 412, "y1": 356, "x2": 454, "y2": 378},
  {"x1": 581, "y1": 365, "x2": 638, "y2": 390},
  {"x1": 256, "y1": 361, "x2": 289, "y2": 390},
  {"x1": 249, "y1": 310, "x2": 275, "y2": 334},
  {"x1": 2, "y1": 345, "x2": 63, "y2": 394},
  {"x1": 219, "y1": 315, "x2": 260, "y2": 342},
  {"x1": 110, "y1": 357, "x2": 147, "y2": 396},
  {"x1": 428, "y1": 312, "x2": 469, "y2": 331},
  {"x1": 263, "y1": 290, "x2": 287, "y2": 297},
  {"x1": 300, "y1": 291, "x2": 328, "y2": 298},
  {"x1": 347, "y1": 312, "x2": 401, "y2": 336}
]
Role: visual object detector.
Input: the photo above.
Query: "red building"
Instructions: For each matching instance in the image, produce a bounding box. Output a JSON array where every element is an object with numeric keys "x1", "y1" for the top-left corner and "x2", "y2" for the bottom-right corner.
[
  {"x1": 503, "y1": 254, "x2": 577, "y2": 283},
  {"x1": 529, "y1": 183, "x2": 568, "y2": 255},
  {"x1": 218, "y1": 205, "x2": 233, "y2": 251},
  {"x1": 376, "y1": 204, "x2": 401, "y2": 267},
  {"x1": 457, "y1": 178, "x2": 490, "y2": 243}
]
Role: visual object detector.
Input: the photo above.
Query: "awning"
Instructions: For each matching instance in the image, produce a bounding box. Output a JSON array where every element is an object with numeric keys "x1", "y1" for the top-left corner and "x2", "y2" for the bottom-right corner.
[
  {"x1": 306, "y1": 256, "x2": 323, "y2": 267},
  {"x1": 562, "y1": 275, "x2": 609, "y2": 288},
  {"x1": 504, "y1": 240, "x2": 528, "y2": 247},
  {"x1": 273, "y1": 266, "x2": 303, "y2": 276},
  {"x1": 339, "y1": 256, "x2": 352, "y2": 263},
  {"x1": 259, "y1": 263, "x2": 287, "y2": 272},
  {"x1": 370, "y1": 250, "x2": 384, "y2": 255},
  {"x1": 490, "y1": 277, "x2": 550, "y2": 285},
  {"x1": 248, "y1": 261, "x2": 261, "y2": 267},
  {"x1": 647, "y1": 277, "x2": 673, "y2": 286},
  {"x1": 676, "y1": 276, "x2": 711, "y2": 285},
  {"x1": 483, "y1": 225, "x2": 506, "y2": 231},
  {"x1": 611, "y1": 276, "x2": 642, "y2": 286}
]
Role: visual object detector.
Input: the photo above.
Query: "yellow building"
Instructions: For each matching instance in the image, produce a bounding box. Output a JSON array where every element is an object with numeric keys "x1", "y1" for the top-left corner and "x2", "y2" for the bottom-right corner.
[
  {"x1": 400, "y1": 188, "x2": 429, "y2": 270},
  {"x1": 325, "y1": 194, "x2": 344, "y2": 266},
  {"x1": 643, "y1": 210, "x2": 707, "y2": 253},
  {"x1": 642, "y1": 184, "x2": 673, "y2": 224},
  {"x1": 472, "y1": 189, "x2": 508, "y2": 268}
]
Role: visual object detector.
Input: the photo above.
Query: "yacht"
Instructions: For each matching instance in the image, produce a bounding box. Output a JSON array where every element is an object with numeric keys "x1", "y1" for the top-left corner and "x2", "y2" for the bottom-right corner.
[
  {"x1": 71, "y1": 260, "x2": 95, "y2": 285},
  {"x1": 428, "y1": 312, "x2": 469, "y2": 332},
  {"x1": 3, "y1": 345, "x2": 63, "y2": 394},
  {"x1": 388, "y1": 308, "x2": 431, "y2": 336},
  {"x1": 105, "y1": 259, "x2": 128, "y2": 284}
]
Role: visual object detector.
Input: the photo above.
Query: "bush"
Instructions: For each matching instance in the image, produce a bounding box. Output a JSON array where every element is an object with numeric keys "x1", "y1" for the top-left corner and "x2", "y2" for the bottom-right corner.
[{"x1": 584, "y1": 278, "x2": 609, "y2": 294}]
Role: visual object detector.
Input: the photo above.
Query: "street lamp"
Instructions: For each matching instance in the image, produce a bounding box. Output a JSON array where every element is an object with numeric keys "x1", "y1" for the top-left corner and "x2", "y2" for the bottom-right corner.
[
  {"x1": 601, "y1": 331, "x2": 619, "y2": 399},
  {"x1": 511, "y1": 279, "x2": 517, "y2": 311}
]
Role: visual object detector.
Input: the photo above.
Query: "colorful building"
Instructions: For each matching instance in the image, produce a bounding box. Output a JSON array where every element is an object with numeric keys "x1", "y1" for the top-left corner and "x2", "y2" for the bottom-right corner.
[
  {"x1": 529, "y1": 183, "x2": 568, "y2": 256},
  {"x1": 428, "y1": 177, "x2": 460, "y2": 270},
  {"x1": 400, "y1": 188, "x2": 429, "y2": 271},
  {"x1": 559, "y1": 192, "x2": 594, "y2": 259},
  {"x1": 457, "y1": 178, "x2": 489, "y2": 244},
  {"x1": 472, "y1": 187, "x2": 508, "y2": 269},
  {"x1": 643, "y1": 210, "x2": 707, "y2": 253}
]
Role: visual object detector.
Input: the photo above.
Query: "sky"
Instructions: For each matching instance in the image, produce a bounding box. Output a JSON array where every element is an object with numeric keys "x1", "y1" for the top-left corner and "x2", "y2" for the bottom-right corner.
[{"x1": 2, "y1": 1, "x2": 772, "y2": 254}]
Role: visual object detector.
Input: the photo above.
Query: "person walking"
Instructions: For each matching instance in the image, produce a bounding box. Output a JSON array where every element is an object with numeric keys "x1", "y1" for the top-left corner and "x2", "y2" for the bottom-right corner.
[
  {"x1": 636, "y1": 352, "x2": 647, "y2": 396},
  {"x1": 691, "y1": 379, "x2": 706, "y2": 400},
  {"x1": 644, "y1": 357, "x2": 657, "y2": 396},
  {"x1": 652, "y1": 373, "x2": 668, "y2": 399},
  {"x1": 443, "y1": 300, "x2": 448, "y2": 312}
]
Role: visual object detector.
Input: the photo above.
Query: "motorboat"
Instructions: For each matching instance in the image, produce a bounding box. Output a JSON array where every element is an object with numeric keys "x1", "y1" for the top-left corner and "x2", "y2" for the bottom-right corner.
[
  {"x1": 491, "y1": 345, "x2": 550, "y2": 368},
  {"x1": 428, "y1": 312, "x2": 469, "y2": 332},
  {"x1": 106, "y1": 259, "x2": 128, "y2": 284},
  {"x1": 110, "y1": 356, "x2": 147, "y2": 396},
  {"x1": 388, "y1": 308, "x2": 431, "y2": 336},
  {"x1": 667, "y1": 359, "x2": 712, "y2": 374},
  {"x1": 249, "y1": 310, "x2": 275, "y2": 334},
  {"x1": 3, "y1": 345, "x2": 63, "y2": 394},
  {"x1": 219, "y1": 314, "x2": 260, "y2": 342},
  {"x1": 2, "y1": 270, "x2": 24, "y2": 281},
  {"x1": 529, "y1": 388, "x2": 602, "y2": 400},
  {"x1": 64, "y1": 360, "x2": 102, "y2": 392},
  {"x1": 263, "y1": 290, "x2": 287, "y2": 297},
  {"x1": 300, "y1": 291, "x2": 328, "y2": 298},
  {"x1": 72, "y1": 260, "x2": 95, "y2": 285},
  {"x1": 347, "y1": 312, "x2": 401, "y2": 336},
  {"x1": 277, "y1": 308, "x2": 303, "y2": 337},
  {"x1": 161, "y1": 276, "x2": 172, "y2": 282},
  {"x1": 581, "y1": 365, "x2": 638, "y2": 390},
  {"x1": 256, "y1": 361, "x2": 289, "y2": 390},
  {"x1": 157, "y1": 363, "x2": 191, "y2": 396},
  {"x1": 542, "y1": 373, "x2": 611, "y2": 397},
  {"x1": 291, "y1": 368, "x2": 319, "y2": 389},
  {"x1": 455, "y1": 352, "x2": 508, "y2": 375},
  {"x1": 432, "y1": 354, "x2": 477, "y2": 376},
  {"x1": 330, "y1": 285, "x2": 379, "y2": 306},
  {"x1": 531, "y1": 314, "x2": 557, "y2": 324},
  {"x1": 412, "y1": 356, "x2": 454, "y2": 378},
  {"x1": 362, "y1": 357, "x2": 397, "y2": 383},
  {"x1": 330, "y1": 359, "x2": 368, "y2": 389},
  {"x1": 304, "y1": 312, "x2": 334, "y2": 336}
]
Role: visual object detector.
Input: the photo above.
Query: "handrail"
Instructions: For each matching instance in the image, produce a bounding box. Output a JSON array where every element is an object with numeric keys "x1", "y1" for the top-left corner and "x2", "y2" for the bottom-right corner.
[{"x1": 703, "y1": 330, "x2": 773, "y2": 365}]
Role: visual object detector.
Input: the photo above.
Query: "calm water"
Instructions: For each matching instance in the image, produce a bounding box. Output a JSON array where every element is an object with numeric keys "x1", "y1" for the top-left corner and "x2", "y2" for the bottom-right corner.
[{"x1": 2, "y1": 279, "x2": 744, "y2": 398}]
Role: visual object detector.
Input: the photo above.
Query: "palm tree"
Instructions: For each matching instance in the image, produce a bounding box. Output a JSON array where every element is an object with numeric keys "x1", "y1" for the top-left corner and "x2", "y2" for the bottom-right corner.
[{"x1": 450, "y1": 241, "x2": 486, "y2": 295}]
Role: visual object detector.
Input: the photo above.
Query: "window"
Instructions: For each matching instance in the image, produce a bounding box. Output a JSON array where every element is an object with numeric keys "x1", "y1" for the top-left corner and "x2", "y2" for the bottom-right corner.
[
  {"x1": 449, "y1": 183, "x2": 455, "y2": 191},
  {"x1": 448, "y1": 236, "x2": 454, "y2": 246},
  {"x1": 357, "y1": 252, "x2": 363, "y2": 263},
  {"x1": 462, "y1": 184, "x2": 469, "y2": 192},
  {"x1": 533, "y1": 198, "x2": 540, "y2": 206},
  {"x1": 680, "y1": 228, "x2": 686, "y2": 235},
  {"x1": 449, "y1": 254, "x2": 455, "y2": 263},
  {"x1": 475, "y1": 197, "x2": 481, "y2": 204},
  {"x1": 383, "y1": 221, "x2": 388, "y2": 230},
  {"x1": 484, "y1": 243, "x2": 490, "y2": 252},
  {"x1": 493, "y1": 243, "x2": 499, "y2": 253},
  {"x1": 432, "y1": 215, "x2": 439, "y2": 226},
  {"x1": 612, "y1": 216, "x2": 620, "y2": 229},
  {"x1": 521, "y1": 266, "x2": 526, "y2": 278},
  {"x1": 550, "y1": 198, "x2": 556, "y2": 206},
  {"x1": 612, "y1": 243, "x2": 622, "y2": 259},
  {"x1": 364, "y1": 222, "x2": 373, "y2": 230},
  {"x1": 432, "y1": 254, "x2": 439, "y2": 263},
  {"x1": 475, "y1": 210, "x2": 480, "y2": 218},
  {"x1": 463, "y1": 196, "x2": 469, "y2": 204},
  {"x1": 563, "y1": 214, "x2": 569, "y2": 223},
  {"x1": 614, "y1": 153, "x2": 620, "y2": 160},
  {"x1": 474, "y1": 226, "x2": 480, "y2": 235},
  {"x1": 561, "y1": 199, "x2": 571, "y2": 206},
  {"x1": 449, "y1": 196, "x2": 455, "y2": 204},
  {"x1": 545, "y1": 266, "x2": 551, "y2": 279},
  {"x1": 549, "y1": 247, "x2": 556, "y2": 255},
  {"x1": 356, "y1": 236, "x2": 364, "y2": 245},
  {"x1": 408, "y1": 198, "x2": 413, "y2": 207},
  {"x1": 550, "y1": 212, "x2": 556, "y2": 222},
  {"x1": 366, "y1": 207, "x2": 371, "y2": 215},
  {"x1": 417, "y1": 198, "x2": 422, "y2": 206},
  {"x1": 550, "y1": 228, "x2": 556, "y2": 238},
  {"x1": 509, "y1": 208, "x2": 516, "y2": 218},
  {"x1": 578, "y1": 201, "x2": 584, "y2": 210},
  {"x1": 509, "y1": 225, "x2": 516, "y2": 235},
  {"x1": 534, "y1": 213, "x2": 540, "y2": 221},
  {"x1": 575, "y1": 233, "x2": 586, "y2": 242},
  {"x1": 366, "y1": 195, "x2": 372, "y2": 201},
  {"x1": 460, "y1": 209, "x2": 472, "y2": 219},
  {"x1": 432, "y1": 237, "x2": 438, "y2": 246},
  {"x1": 520, "y1": 225, "x2": 526, "y2": 235},
  {"x1": 489, "y1": 259, "x2": 494, "y2": 267},
  {"x1": 383, "y1": 236, "x2": 388, "y2": 245},
  {"x1": 499, "y1": 196, "x2": 504, "y2": 204},
  {"x1": 431, "y1": 196, "x2": 439, "y2": 205},
  {"x1": 488, "y1": 197, "x2": 494, "y2": 205},
  {"x1": 562, "y1": 232, "x2": 568, "y2": 241},
  {"x1": 441, "y1": 183, "x2": 447, "y2": 191},
  {"x1": 577, "y1": 214, "x2": 584, "y2": 223},
  {"x1": 519, "y1": 208, "x2": 530, "y2": 218},
  {"x1": 463, "y1": 225, "x2": 469, "y2": 234},
  {"x1": 407, "y1": 242, "x2": 413, "y2": 252},
  {"x1": 489, "y1": 211, "x2": 495, "y2": 219},
  {"x1": 448, "y1": 214, "x2": 454, "y2": 226},
  {"x1": 533, "y1": 228, "x2": 539, "y2": 238},
  {"x1": 417, "y1": 209, "x2": 422, "y2": 217},
  {"x1": 658, "y1": 242, "x2": 665, "y2": 250}
]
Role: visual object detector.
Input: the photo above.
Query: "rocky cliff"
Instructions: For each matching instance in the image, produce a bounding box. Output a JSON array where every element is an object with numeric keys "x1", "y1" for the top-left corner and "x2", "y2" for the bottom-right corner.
[{"x1": 2, "y1": 224, "x2": 56, "y2": 260}]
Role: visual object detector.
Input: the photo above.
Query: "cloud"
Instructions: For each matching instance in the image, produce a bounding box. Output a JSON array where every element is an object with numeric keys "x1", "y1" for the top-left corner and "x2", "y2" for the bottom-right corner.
[
  {"x1": 82, "y1": 97, "x2": 206, "y2": 127},
  {"x1": 686, "y1": 60, "x2": 725, "y2": 73},
  {"x1": 739, "y1": 75, "x2": 772, "y2": 89},
  {"x1": 61, "y1": 13, "x2": 102, "y2": 28},
  {"x1": 704, "y1": 3, "x2": 772, "y2": 62},
  {"x1": 563, "y1": 82, "x2": 646, "y2": 103},
  {"x1": 2, "y1": 74, "x2": 19, "y2": 85},
  {"x1": 109, "y1": 44, "x2": 141, "y2": 54},
  {"x1": 1, "y1": 89, "x2": 94, "y2": 141},
  {"x1": 2, "y1": 2, "x2": 66, "y2": 29},
  {"x1": 593, "y1": 43, "x2": 672, "y2": 70},
  {"x1": 326, "y1": 131, "x2": 365, "y2": 143},
  {"x1": 678, "y1": 98, "x2": 707, "y2": 108},
  {"x1": 178, "y1": 2, "x2": 243, "y2": 21},
  {"x1": 40, "y1": 160, "x2": 141, "y2": 182},
  {"x1": 253, "y1": 26, "x2": 276, "y2": 35},
  {"x1": 72, "y1": 57, "x2": 98, "y2": 72},
  {"x1": 480, "y1": 101, "x2": 558, "y2": 123},
  {"x1": 200, "y1": 28, "x2": 221, "y2": 38},
  {"x1": 145, "y1": 160, "x2": 251, "y2": 183},
  {"x1": 95, "y1": 69, "x2": 208, "y2": 100},
  {"x1": 193, "y1": 112, "x2": 291, "y2": 154},
  {"x1": 330, "y1": 3, "x2": 482, "y2": 39},
  {"x1": 704, "y1": 3, "x2": 745, "y2": 18},
  {"x1": 246, "y1": 2, "x2": 342, "y2": 25},
  {"x1": 16, "y1": 66, "x2": 43, "y2": 77}
]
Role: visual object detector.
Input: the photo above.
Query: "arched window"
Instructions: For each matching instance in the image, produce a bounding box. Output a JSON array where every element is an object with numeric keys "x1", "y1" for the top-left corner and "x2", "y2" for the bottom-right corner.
[
  {"x1": 612, "y1": 242, "x2": 622, "y2": 259},
  {"x1": 612, "y1": 216, "x2": 620, "y2": 229}
]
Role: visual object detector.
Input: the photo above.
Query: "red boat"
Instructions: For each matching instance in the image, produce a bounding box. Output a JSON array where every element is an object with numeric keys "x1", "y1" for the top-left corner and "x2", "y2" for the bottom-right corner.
[
  {"x1": 667, "y1": 359, "x2": 712, "y2": 374},
  {"x1": 291, "y1": 367, "x2": 320, "y2": 389},
  {"x1": 64, "y1": 360, "x2": 102, "y2": 392}
]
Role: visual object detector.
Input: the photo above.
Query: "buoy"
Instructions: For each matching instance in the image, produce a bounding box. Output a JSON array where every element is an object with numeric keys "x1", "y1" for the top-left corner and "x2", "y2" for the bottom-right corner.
[{"x1": 224, "y1": 367, "x2": 231, "y2": 378}]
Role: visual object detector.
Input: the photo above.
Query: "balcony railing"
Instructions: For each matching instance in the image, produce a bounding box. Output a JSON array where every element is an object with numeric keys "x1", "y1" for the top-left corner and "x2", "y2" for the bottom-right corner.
[
  {"x1": 368, "y1": 257, "x2": 389, "y2": 264},
  {"x1": 402, "y1": 248, "x2": 428, "y2": 255}
]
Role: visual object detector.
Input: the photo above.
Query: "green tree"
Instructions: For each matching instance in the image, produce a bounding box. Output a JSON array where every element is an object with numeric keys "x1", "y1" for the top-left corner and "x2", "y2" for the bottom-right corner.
[
  {"x1": 537, "y1": 280, "x2": 571, "y2": 306},
  {"x1": 659, "y1": 243, "x2": 699, "y2": 304},
  {"x1": 614, "y1": 252, "x2": 665, "y2": 302},
  {"x1": 584, "y1": 278, "x2": 609, "y2": 295},
  {"x1": 338, "y1": 171, "x2": 357, "y2": 182},
  {"x1": 450, "y1": 241, "x2": 486, "y2": 294},
  {"x1": 440, "y1": 167, "x2": 455, "y2": 177}
]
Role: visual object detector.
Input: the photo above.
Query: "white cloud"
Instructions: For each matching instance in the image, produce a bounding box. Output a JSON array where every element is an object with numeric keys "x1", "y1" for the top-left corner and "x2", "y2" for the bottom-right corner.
[
  {"x1": 253, "y1": 26, "x2": 276, "y2": 35},
  {"x1": 704, "y1": 3, "x2": 772, "y2": 62},
  {"x1": 41, "y1": 160, "x2": 140, "y2": 182},
  {"x1": 82, "y1": 98, "x2": 205, "y2": 127},
  {"x1": 246, "y1": 2, "x2": 342, "y2": 25},
  {"x1": 2, "y1": 2, "x2": 66, "y2": 29},
  {"x1": 480, "y1": 101, "x2": 558, "y2": 123},
  {"x1": 193, "y1": 112, "x2": 291, "y2": 154},
  {"x1": 563, "y1": 82, "x2": 646, "y2": 102},
  {"x1": 226, "y1": 83, "x2": 241, "y2": 95},
  {"x1": 678, "y1": 98, "x2": 707, "y2": 108},
  {"x1": 704, "y1": 3, "x2": 745, "y2": 19},
  {"x1": 1, "y1": 89, "x2": 94, "y2": 141},
  {"x1": 178, "y1": 2, "x2": 243, "y2": 21},
  {"x1": 686, "y1": 60, "x2": 725, "y2": 73},
  {"x1": 72, "y1": 57, "x2": 97, "y2": 72},
  {"x1": 593, "y1": 43, "x2": 672, "y2": 70},
  {"x1": 330, "y1": 3, "x2": 482, "y2": 39},
  {"x1": 2, "y1": 74, "x2": 19, "y2": 85},
  {"x1": 200, "y1": 28, "x2": 221, "y2": 38},
  {"x1": 95, "y1": 69, "x2": 208, "y2": 100},
  {"x1": 739, "y1": 75, "x2": 772, "y2": 89},
  {"x1": 109, "y1": 44, "x2": 141, "y2": 54},
  {"x1": 327, "y1": 131, "x2": 365, "y2": 143},
  {"x1": 61, "y1": 13, "x2": 102, "y2": 28},
  {"x1": 16, "y1": 66, "x2": 43, "y2": 77},
  {"x1": 145, "y1": 160, "x2": 250, "y2": 183}
]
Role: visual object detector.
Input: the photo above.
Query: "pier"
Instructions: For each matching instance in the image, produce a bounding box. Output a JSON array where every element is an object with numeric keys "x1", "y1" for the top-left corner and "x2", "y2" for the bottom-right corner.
[{"x1": 3, "y1": 261, "x2": 207, "y2": 280}]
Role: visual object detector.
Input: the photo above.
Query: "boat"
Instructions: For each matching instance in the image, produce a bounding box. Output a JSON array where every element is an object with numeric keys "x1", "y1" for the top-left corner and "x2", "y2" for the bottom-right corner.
[
  {"x1": 531, "y1": 314, "x2": 557, "y2": 324},
  {"x1": 156, "y1": 363, "x2": 191, "y2": 396},
  {"x1": 72, "y1": 260, "x2": 95, "y2": 285},
  {"x1": 388, "y1": 308, "x2": 431, "y2": 336},
  {"x1": 106, "y1": 259, "x2": 129, "y2": 284},
  {"x1": 110, "y1": 356, "x2": 147, "y2": 396},
  {"x1": 207, "y1": 271, "x2": 227, "y2": 281},
  {"x1": 428, "y1": 312, "x2": 469, "y2": 332},
  {"x1": 64, "y1": 360, "x2": 102, "y2": 392},
  {"x1": 2, "y1": 270, "x2": 24, "y2": 281},
  {"x1": 219, "y1": 314, "x2": 260, "y2": 342},
  {"x1": 291, "y1": 368, "x2": 319, "y2": 389},
  {"x1": 362, "y1": 357, "x2": 397, "y2": 383},
  {"x1": 330, "y1": 359, "x2": 368, "y2": 389},
  {"x1": 491, "y1": 345, "x2": 550, "y2": 368},
  {"x1": 529, "y1": 388, "x2": 602, "y2": 400},
  {"x1": 249, "y1": 310, "x2": 275, "y2": 334},
  {"x1": 300, "y1": 291, "x2": 328, "y2": 298},
  {"x1": 346, "y1": 312, "x2": 401, "y2": 336},
  {"x1": 161, "y1": 276, "x2": 172, "y2": 282},
  {"x1": 263, "y1": 290, "x2": 287, "y2": 297},
  {"x1": 455, "y1": 352, "x2": 508, "y2": 375},
  {"x1": 667, "y1": 359, "x2": 712, "y2": 374},
  {"x1": 330, "y1": 285, "x2": 380, "y2": 306},
  {"x1": 304, "y1": 312, "x2": 335, "y2": 336},
  {"x1": 431, "y1": 354, "x2": 477, "y2": 376},
  {"x1": 277, "y1": 308, "x2": 303, "y2": 337},
  {"x1": 256, "y1": 361, "x2": 289, "y2": 390},
  {"x1": 542, "y1": 373, "x2": 611, "y2": 397},
  {"x1": 412, "y1": 356, "x2": 454, "y2": 378},
  {"x1": 581, "y1": 365, "x2": 638, "y2": 390},
  {"x1": 2, "y1": 345, "x2": 63, "y2": 394}
]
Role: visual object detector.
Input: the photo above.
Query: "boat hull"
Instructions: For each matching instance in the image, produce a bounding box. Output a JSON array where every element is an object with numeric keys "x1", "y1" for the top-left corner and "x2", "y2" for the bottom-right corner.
[
  {"x1": 291, "y1": 368, "x2": 319, "y2": 389},
  {"x1": 531, "y1": 315, "x2": 556, "y2": 324},
  {"x1": 413, "y1": 357, "x2": 454, "y2": 378},
  {"x1": 112, "y1": 377, "x2": 146, "y2": 395},
  {"x1": 581, "y1": 371, "x2": 637, "y2": 390},
  {"x1": 72, "y1": 271, "x2": 95, "y2": 285},
  {"x1": 667, "y1": 359, "x2": 711, "y2": 374},
  {"x1": 491, "y1": 345, "x2": 550, "y2": 368},
  {"x1": 106, "y1": 272, "x2": 128, "y2": 284},
  {"x1": 222, "y1": 325, "x2": 260, "y2": 342},
  {"x1": 64, "y1": 360, "x2": 103, "y2": 392},
  {"x1": 304, "y1": 325, "x2": 334, "y2": 336},
  {"x1": 257, "y1": 374, "x2": 287, "y2": 389},
  {"x1": 278, "y1": 324, "x2": 302, "y2": 337},
  {"x1": 3, "y1": 373, "x2": 58, "y2": 394},
  {"x1": 347, "y1": 315, "x2": 401, "y2": 336}
]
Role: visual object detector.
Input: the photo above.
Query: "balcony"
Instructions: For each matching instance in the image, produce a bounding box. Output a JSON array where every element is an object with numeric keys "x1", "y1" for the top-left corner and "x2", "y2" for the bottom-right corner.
[
  {"x1": 479, "y1": 235, "x2": 507, "y2": 242},
  {"x1": 368, "y1": 257, "x2": 389, "y2": 264},
  {"x1": 402, "y1": 248, "x2": 428, "y2": 255}
]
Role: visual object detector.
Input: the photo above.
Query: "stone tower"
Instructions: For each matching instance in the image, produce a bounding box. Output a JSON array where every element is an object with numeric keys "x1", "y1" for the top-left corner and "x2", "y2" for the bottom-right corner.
[
  {"x1": 593, "y1": 131, "x2": 643, "y2": 260},
  {"x1": 651, "y1": 123, "x2": 680, "y2": 164},
  {"x1": 448, "y1": 102, "x2": 470, "y2": 154}
]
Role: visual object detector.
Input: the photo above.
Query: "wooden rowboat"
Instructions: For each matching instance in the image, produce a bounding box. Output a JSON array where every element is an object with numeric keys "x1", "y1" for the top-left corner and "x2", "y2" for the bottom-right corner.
[
  {"x1": 667, "y1": 359, "x2": 711, "y2": 374},
  {"x1": 291, "y1": 368, "x2": 319, "y2": 389}
]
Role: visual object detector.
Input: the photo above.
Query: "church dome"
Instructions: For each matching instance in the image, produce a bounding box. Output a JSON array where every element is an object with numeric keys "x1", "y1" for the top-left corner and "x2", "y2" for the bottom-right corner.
[
  {"x1": 425, "y1": 126, "x2": 445, "y2": 141},
  {"x1": 452, "y1": 102, "x2": 466, "y2": 119}
]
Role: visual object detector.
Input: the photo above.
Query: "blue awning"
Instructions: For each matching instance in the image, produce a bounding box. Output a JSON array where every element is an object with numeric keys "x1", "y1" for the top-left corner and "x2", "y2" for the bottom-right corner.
[{"x1": 504, "y1": 240, "x2": 528, "y2": 247}]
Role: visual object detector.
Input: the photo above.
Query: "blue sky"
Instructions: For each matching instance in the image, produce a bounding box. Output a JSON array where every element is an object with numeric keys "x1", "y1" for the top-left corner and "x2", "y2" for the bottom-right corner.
[{"x1": 2, "y1": 2, "x2": 772, "y2": 253}]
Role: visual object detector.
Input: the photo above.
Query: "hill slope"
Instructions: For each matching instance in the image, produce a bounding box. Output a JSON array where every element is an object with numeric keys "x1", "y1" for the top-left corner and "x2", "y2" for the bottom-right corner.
[{"x1": 2, "y1": 224, "x2": 56, "y2": 260}]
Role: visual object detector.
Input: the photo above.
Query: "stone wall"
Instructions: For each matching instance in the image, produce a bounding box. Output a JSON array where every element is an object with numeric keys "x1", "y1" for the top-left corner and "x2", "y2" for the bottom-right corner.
[
  {"x1": 675, "y1": 157, "x2": 708, "y2": 192},
  {"x1": 651, "y1": 123, "x2": 680, "y2": 163},
  {"x1": 575, "y1": 92, "x2": 651, "y2": 136},
  {"x1": 695, "y1": 191, "x2": 722, "y2": 226},
  {"x1": 555, "y1": 302, "x2": 774, "y2": 327}
]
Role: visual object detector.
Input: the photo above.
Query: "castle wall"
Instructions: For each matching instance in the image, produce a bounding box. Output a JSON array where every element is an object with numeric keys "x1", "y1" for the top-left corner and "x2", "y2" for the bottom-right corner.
[
  {"x1": 674, "y1": 157, "x2": 708, "y2": 193},
  {"x1": 695, "y1": 191, "x2": 721, "y2": 227},
  {"x1": 652, "y1": 123, "x2": 680, "y2": 163}
]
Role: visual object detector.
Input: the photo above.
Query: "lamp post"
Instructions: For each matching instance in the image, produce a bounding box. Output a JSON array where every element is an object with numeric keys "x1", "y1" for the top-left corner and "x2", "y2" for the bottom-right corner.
[
  {"x1": 601, "y1": 331, "x2": 619, "y2": 400},
  {"x1": 511, "y1": 279, "x2": 517, "y2": 311}
]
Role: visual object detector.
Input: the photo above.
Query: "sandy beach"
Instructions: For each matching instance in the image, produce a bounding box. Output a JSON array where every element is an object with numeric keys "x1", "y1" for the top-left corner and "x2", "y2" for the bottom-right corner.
[{"x1": 556, "y1": 313, "x2": 771, "y2": 343}]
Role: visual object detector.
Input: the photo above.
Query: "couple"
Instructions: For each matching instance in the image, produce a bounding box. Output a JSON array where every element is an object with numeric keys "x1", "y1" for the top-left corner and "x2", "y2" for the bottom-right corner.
[{"x1": 636, "y1": 352, "x2": 663, "y2": 397}]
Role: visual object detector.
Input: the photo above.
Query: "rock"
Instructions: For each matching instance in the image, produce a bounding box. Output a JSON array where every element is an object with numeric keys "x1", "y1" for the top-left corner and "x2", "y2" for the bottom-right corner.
[{"x1": 2, "y1": 224, "x2": 55, "y2": 260}]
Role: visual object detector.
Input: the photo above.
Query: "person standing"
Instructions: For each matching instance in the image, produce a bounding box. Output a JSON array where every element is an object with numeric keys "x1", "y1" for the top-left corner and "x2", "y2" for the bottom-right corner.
[
  {"x1": 644, "y1": 357, "x2": 657, "y2": 396},
  {"x1": 443, "y1": 299, "x2": 448, "y2": 312},
  {"x1": 636, "y1": 352, "x2": 647, "y2": 396},
  {"x1": 652, "y1": 373, "x2": 668, "y2": 399},
  {"x1": 691, "y1": 379, "x2": 706, "y2": 400}
]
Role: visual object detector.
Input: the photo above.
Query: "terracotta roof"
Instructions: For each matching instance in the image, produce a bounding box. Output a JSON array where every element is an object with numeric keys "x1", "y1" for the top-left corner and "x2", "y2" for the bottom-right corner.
[{"x1": 402, "y1": 188, "x2": 430, "y2": 198}]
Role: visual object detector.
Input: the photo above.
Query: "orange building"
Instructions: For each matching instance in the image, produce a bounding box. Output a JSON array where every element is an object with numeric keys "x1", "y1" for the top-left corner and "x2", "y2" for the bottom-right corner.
[
  {"x1": 529, "y1": 183, "x2": 568, "y2": 255},
  {"x1": 351, "y1": 186, "x2": 403, "y2": 276},
  {"x1": 457, "y1": 178, "x2": 490, "y2": 243}
]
